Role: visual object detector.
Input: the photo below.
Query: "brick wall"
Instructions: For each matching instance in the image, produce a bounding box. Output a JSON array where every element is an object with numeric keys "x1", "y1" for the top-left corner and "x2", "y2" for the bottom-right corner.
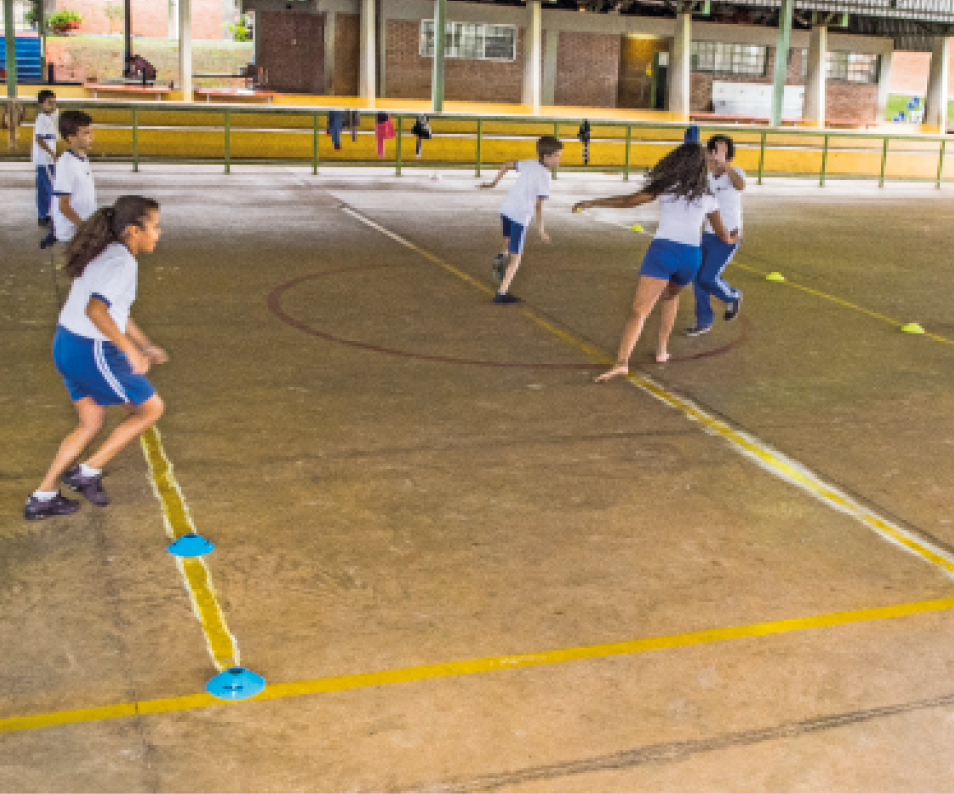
[
  {"x1": 825, "y1": 81, "x2": 878, "y2": 120},
  {"x1": 618, "y1": 36, "x2": 667, "y2": 109},
  {"x1": 384, "y1": 19, "x2": 524, "y2": 102},
  {"x1": 555, "y1": 31, "x2": 620, "y2": 108},
  {"x1": 258, "y1": 9, "x2": 323, "y2": 94},
  {"x1": 64, "y1": 0, "x2": 230, "y2": 40},
  {"x1": 334, "y1": 12, "x2": 359, "y2": 96}
]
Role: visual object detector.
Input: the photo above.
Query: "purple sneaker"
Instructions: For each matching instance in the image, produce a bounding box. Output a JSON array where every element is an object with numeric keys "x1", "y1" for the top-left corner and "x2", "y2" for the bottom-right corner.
[
  {"x1": 24, "y1": 492, "x2": 80, "y2": 521},
  {"x1": 62, "y1": 466, "x2": 110, "y2": 506}
]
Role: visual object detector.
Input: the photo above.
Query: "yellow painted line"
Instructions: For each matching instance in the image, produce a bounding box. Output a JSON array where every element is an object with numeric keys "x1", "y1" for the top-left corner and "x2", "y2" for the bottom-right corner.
[
  {"x1": 732, "y1": 261, "x2": 954, "y2": 346},
  {"x1": 340, "y1": 206, "x2": 954, "y2": 578},
  {"x1": 140, "y1": 426, "x2": 240, "y2": 672},
  {"x1": 4, "y1": 596, "x2": 954, "y2": 734}
]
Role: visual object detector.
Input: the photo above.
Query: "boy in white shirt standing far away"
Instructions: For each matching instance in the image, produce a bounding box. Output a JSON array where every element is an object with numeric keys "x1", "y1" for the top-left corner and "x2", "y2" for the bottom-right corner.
[
  {"x1": 32, "y1": 90, "x2": 58, "y2": 227},
  {"x1": 685, "y1": 133, "x2": 744, "y2": 336},
  {"x1": 51, "y1": 110, "x2": 96, "y2": 245},
  {"x1": 480, "y1": 135, "x2": 563, "y2": 304}
]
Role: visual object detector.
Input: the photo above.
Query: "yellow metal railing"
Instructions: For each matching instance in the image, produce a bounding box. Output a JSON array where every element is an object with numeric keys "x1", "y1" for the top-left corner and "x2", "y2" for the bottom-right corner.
[{"x1": 5, "y1": 97, "x2": 952, "y2": 188}]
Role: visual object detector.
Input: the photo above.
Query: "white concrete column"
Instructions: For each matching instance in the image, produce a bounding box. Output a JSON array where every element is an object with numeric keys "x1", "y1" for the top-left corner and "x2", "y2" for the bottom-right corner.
[
  {"x1": 876, "y1": 49, "x2": 892, "y2": 124},
  {"x1": 924, "y1": 36, "x2": 949, "y2": 132},
  {"x1": 376, "y1": 0, "x2": 386, "y2": 98},
  {"x1": 522, "y1": 0, "x2": 542, "y2": 112},
  {"x1": 359, "y1": 0, "x2": 375, "y2": 102},
  {"x1": 542, "y1": 29, "x2": 558, "y2": 107},
  {"x1": 803, "y1": 24, "x2": 827, "y2": 126},
  {"x1": 178, "y1": 0, "x2": 193, "y2": 99},
  {"x1": 324, "y1": 11, "x2": 336, "y2": 95},
  {"x1": 668, "y1": 12, "x2": 691, "y2": 119}
]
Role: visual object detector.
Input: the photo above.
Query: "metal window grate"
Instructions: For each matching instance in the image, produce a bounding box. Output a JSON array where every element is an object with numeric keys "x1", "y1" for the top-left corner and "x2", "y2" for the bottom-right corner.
[
  {"x1": 420, "y1": 21, "x2": 517, "y2": 61},
  {"x1": 722, "y1": 0, "x2": 954, "y2": 23},
  {"x1": 691, "y1": 41, "x2": 768, "y2": 76}
]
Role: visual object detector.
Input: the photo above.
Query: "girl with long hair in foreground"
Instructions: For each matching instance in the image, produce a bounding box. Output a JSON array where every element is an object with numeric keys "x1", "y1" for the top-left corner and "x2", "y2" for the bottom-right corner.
[
  {"x1": 572, "y1": 142, "x2": 739, "y2": 381},
  {"x1": 25, "y1": 195, "x2": 167, "y2": 520}
]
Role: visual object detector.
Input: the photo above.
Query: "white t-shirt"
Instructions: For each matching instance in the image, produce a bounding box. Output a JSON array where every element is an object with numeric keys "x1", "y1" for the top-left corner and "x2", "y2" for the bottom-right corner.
[
  {"x1": 654, "y1": 192, "x2": 719, "y2": 247},
  {"x1": 52, "y1": 150, "x2": 96, "y2": 242},
  {"x1": 704, "y1": 166, "x2": 744, "y2": 236},
  {"x1": 31, "y1": 112, "x2": 58, "y2": 167},
  {"x1": 499, "y1": 159, "x2": 551, "y2": 227},
  {"x1": 59, "y1": 243, "x2": 138, "y2": 341}
]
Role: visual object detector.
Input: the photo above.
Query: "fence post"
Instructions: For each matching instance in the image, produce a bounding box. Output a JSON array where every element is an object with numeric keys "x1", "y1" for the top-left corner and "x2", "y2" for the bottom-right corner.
[
  {"x1": 758, "y1": 130, "x2": 766, "y2": 185},
  {"x1": 132, "y1": 107, "x2": 139, "y2": 173},
  {"x1": 819, "y1": 134, "x2": 829, "y2": 187},
  {"x1": 937, "y1": 138, "x2": 946, "y2": 190},
  {"x1": 476, "y1": 118, "x2": 482, "y2": 178},
  {"x1": 313, "y1": 112, "x2": 319, "y2": 176},
  {"x1": 224, "y1": 109, "x2": 231, "y2": 175},
  {"x1": 879, "y1": 137, "x2": 889, "y2": 188},
  {"x1": 624, "y1": 125, "x2": 631, "y2": 181},
  {"x1": 395, "y1": 115, "x2": 403, "y2": 176}
]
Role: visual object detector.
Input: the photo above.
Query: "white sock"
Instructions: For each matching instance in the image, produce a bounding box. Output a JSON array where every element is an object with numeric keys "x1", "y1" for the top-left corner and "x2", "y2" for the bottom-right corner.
[
  {"x1": 79, "y1": 463, "x2": 101, "y2": 477},
  {"x1": 32, "y1": 490, "x2": 58, "y2": 501}
]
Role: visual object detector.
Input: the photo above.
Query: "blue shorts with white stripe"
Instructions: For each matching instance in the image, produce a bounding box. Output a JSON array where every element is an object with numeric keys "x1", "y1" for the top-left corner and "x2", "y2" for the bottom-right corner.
[{"x1": 53, "y1": 325, "x2": 156, "y2": 406}]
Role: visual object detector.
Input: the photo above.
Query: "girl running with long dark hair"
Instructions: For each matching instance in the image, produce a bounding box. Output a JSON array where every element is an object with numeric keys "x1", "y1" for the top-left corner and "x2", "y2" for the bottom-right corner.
[
  {"x1": 25, "y1": 195, "x2": 166, "y2": 520},
  {"x1": 572, "y1": 142, "x2": 739, "y2": 380}
]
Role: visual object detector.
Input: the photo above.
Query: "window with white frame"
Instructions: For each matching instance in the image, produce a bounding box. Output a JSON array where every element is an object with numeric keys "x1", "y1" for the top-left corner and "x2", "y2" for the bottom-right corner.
[
  {"x1": 420, "y1": 20, "x2": 517, "y2": 61},
  {"x1": 691, "y1": 42, "x2": 767, "y2": 76},
  {"x1": 800, "y1": 50, "x2": 879, "y2": 83}
]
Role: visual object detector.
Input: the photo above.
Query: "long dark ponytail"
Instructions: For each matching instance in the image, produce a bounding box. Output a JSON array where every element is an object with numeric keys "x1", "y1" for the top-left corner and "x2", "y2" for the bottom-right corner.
[
  {"x1": 63, "y1": 195, "x2": 160, "y2": 279},
  {"x1": 641, "y1": 142, "x2": 709, "y2": 202}
]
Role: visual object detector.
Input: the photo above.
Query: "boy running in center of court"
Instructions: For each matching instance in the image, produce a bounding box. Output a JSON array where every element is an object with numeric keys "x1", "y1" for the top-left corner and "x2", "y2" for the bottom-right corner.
[
  {"x1": 685, "y1": 133, "x2": 745, "y2": 337},
  {"x1": 479, "y1": 135, "x2": 563, "y2": 304}
]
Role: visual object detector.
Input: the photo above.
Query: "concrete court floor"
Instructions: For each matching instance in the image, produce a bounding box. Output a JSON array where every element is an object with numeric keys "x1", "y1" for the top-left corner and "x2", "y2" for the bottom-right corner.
[{"x1": 4, "y1": 161, "x2": 954, "y2": 792}]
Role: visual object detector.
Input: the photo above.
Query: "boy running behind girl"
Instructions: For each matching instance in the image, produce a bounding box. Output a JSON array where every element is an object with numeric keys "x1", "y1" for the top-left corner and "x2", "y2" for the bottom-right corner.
[
  {"x1": 480, "y1": 135, "x2": 563, "y2": 304},
  {"x1": 32, "y1": 90, "x2": 58, "y2": 227},
  {"x1": 50, "y1": 110, "x2": 96, "y2": 245}
]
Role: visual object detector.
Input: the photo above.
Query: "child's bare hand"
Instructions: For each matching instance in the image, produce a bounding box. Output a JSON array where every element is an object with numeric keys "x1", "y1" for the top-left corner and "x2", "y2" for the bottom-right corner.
[
  {"x1": 595, "y1": 363, "x2": 628, "y2": 383},
  {"x1": 572, "y1": 201, "x2": 588, "y2": 213},
  {"x1": 143, "y1": 345, "x2": 168, "y2": 365},
  {"x1": 127, "y1": 348, "x2": 150, "y2": 375}
]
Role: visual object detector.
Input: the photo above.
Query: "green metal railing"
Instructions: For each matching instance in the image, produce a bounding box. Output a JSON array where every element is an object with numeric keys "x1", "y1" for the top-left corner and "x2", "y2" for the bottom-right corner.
[{"x1": 7, "y1": 97, "x2": 954, "y2": 189}]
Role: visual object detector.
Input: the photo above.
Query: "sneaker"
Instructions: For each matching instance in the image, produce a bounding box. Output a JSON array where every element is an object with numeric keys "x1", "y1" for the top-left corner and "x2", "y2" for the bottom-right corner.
[
  {"x1": 39, "y1": 229, "x2": 56, "y2": 250},
  {"x1": 684, "y1": 325, "x2": 711, "y2": 337},
  {"x1": 37, "y1": 217, "x2": 50, "y2": 227},
  {"x1": 494, "y1": 292, "x2": 521, "y2": 304},
  {"x1": 62, "y1": 466, "x2": 110, "y2": 506},
  {"x1": 724, "y1": 292, "x2": 743, "y2": 322},
  {"x1": 492, "y1": 254, "x2": 508, "y2": 285},
  {"x1": 24, "y1": 492, "x2": 80, "y2": 521}
]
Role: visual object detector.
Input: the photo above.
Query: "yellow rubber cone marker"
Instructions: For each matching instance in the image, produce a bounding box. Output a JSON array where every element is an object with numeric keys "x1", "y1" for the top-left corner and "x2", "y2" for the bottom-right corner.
[
  {"x1": 902, "y1": 323, "x2": 925, "y2": 334},
  {"x1": 766, "y1": 272, "x2": 786, "y2": 282}
]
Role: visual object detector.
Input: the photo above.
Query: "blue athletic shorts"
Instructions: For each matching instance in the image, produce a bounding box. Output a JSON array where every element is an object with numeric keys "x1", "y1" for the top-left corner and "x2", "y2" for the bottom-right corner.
[
  {"x1": 639, "y1": 238, "x2": 702, "y2": 287},
  {"x1": 501, "y1": 215, "x2": 528, "y2": 255},
  {"x1": 53, "y1": 325, "x2": 156, "y2": 406}
]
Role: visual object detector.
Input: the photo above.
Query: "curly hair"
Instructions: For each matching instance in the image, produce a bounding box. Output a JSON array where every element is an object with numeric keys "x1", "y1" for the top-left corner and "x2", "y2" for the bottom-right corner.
[
  {"x1": 641, "y1": 142, "x2": 709, "y2": 202},
  {"x1": 63, "y1": 195, "x2": 159, "y2": 279}
]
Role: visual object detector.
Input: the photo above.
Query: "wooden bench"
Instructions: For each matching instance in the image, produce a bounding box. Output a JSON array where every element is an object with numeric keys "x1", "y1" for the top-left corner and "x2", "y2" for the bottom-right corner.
[
  {"x1": 195, "y1": 88, "x2": 279, "y2": 104},
  {"x1": 85, "y1": 83, "x2": 172, "y2": 101}
]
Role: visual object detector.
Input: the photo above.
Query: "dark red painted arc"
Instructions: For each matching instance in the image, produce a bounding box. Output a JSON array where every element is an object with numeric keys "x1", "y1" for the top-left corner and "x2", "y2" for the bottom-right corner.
[{"x1": 267, "y1": 268, "x2": 751, "y2": 369}]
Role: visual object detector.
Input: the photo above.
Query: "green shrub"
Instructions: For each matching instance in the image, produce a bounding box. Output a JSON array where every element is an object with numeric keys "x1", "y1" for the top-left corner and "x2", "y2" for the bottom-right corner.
[
  {"x1": 225, "y1": 21, "x2": 252, "y2": 43},
  {"x1": 46, "y1": 9, "x2": 84, "y2": 35}
]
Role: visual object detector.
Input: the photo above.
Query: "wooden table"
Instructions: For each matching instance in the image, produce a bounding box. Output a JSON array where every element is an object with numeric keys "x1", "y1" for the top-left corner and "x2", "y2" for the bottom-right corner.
[{"x1": 85, "y1": 83, "x2": 172, "y2": 101}]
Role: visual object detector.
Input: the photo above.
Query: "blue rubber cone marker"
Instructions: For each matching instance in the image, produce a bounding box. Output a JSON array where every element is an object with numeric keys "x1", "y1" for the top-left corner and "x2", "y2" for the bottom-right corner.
[
  {"x1": 684, "y1": 124, "x2": 700, "y2": 144},
  {"x1": 167, "y1": 532, "x2": 215, "y2": 557},
  {"x1": 207, "y1": 666, "x2": 266, "y2": 700}
]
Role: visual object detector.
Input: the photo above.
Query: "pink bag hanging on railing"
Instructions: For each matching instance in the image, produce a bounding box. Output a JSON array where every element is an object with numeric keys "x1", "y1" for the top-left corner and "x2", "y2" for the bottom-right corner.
[{"x1": 375, "y1": 113, "x2": 395, "y2": 158}]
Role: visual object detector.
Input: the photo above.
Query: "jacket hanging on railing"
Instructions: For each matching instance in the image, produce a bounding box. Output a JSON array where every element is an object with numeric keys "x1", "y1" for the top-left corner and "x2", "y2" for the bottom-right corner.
[
  {"x1": 577, "y1": 119, "x2": 592, "y2": 166},
  {"x1": 327, "y1": 110, "x2": 344, "y2": 150},
  {"x1": 375, "y1": 112, "x2": 395, "y2": 159},
  {"x1": 345, "y1": 110, "x2": 361, "y2": 142},
  {"x1": 411, "y1": 115, "x2": 432, "y2": 158}
]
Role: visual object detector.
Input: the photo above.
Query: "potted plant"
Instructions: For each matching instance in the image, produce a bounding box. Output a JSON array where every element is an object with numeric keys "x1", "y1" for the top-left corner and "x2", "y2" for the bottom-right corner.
[{"x1": 46, "y1": 9, "x2": 83, "y2": 35}]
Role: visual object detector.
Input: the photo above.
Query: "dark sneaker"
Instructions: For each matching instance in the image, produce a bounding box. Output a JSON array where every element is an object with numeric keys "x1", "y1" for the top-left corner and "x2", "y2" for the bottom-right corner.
[
  {"x1": 494, "y1": 292, "x2": 521, "y2": 304},
  {"x1": 62, "y1": 466, "x2": 110, "y2": 506},
  {"x1": 684, "y1": 325, "x2": 711, "y2": 337},
  {"x1": 24, "y1": 492, "x2": 80, "y2": 521},
  {"x1": 492, "y1": 254, "x2": 508, "y2": 285},
  {"x1": 724, "y1": 292, "x2": 743, "y2": 322},
  {"x1": 38, "y1": 217, "x2": 51, "y2": 227},
  {"x1": 39, "y1": 229, "x2": 56, "y2": 249}
]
